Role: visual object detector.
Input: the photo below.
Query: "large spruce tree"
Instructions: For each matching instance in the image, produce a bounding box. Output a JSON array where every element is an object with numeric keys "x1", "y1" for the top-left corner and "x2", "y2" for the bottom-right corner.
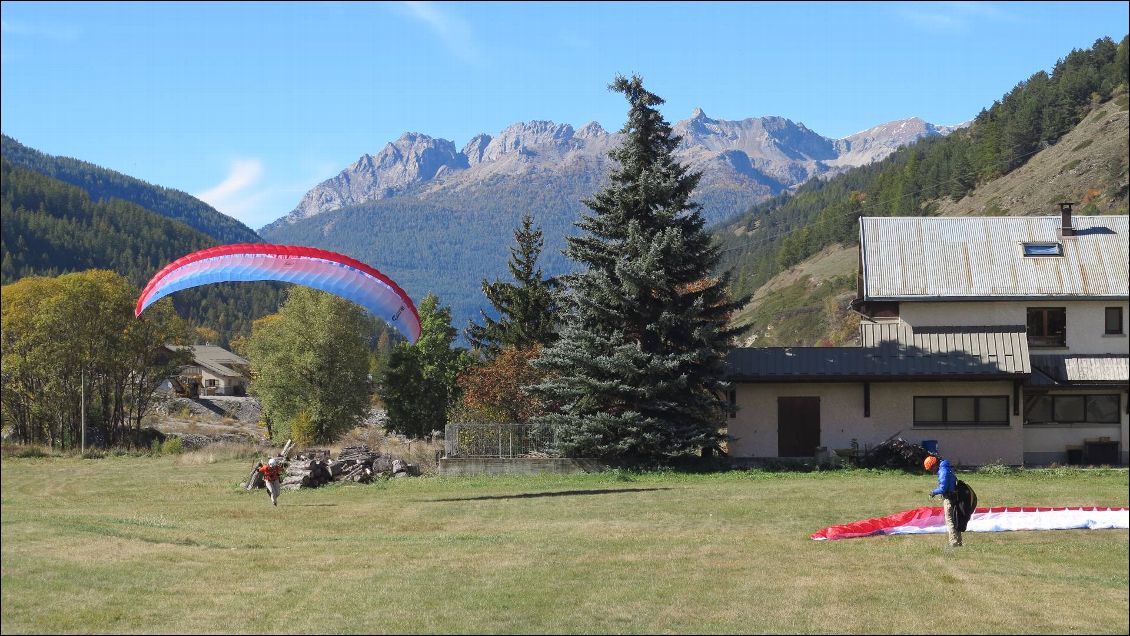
[
  {"x1": 465, "y1": 213, "x2": 557, "y2": 356},
  {"x1": 532, "y1": 75, "x2": 744, "y2": 464}
]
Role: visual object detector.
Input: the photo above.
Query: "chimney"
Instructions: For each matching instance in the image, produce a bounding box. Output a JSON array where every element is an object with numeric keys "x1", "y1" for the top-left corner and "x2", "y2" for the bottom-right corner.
[{"x1": 1058, "y1": 202, "x2": 1076, "y2": 237}]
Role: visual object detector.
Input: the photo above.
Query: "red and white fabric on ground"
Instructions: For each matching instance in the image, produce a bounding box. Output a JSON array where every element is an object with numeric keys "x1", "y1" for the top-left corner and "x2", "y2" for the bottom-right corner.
[{"x1": 811, "y1": 506, "x2": 1129, "y2": 541}]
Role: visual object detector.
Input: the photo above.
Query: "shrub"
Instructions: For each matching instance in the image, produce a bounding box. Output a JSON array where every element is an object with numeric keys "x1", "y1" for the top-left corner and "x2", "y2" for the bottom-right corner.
[
  {"x1": 160, "y1": 437, "x2": 184, "y2": 455},
  {"x1": 976, "y1": 462, "x2": 1020, "y2": 476},
  {"x1": 290, "y1": 410, "x2": 316, "y2": 448},
  {"x1": 13, "y1": 445, "x2": 52, "y2": 458}
]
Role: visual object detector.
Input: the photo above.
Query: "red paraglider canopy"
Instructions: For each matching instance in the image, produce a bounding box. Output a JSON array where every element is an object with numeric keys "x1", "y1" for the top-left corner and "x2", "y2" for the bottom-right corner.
[{"x1": 135, "y1": 243, "x2": 421, "y2": 343}]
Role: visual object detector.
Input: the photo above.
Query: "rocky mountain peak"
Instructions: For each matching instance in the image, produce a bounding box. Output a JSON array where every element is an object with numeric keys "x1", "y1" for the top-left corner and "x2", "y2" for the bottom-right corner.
[
  {"x1": 575, "y1": 121, "x2": 609, "y2": 139},
  {"x1": 462, "y1": 133, "x2": 493, "y2": 166},
  {"x1": 471, "y1": 121, "x2": 579, "y2": 164},
  {"x1": 831, "y1": 117, "x2": 951, "y2": 166},
  {"x1": 275, "y1": 112, "x2": 957, "y2": 228},
  {"x1": 283, "y1": 132, "x2": 466, "y2": 222}
]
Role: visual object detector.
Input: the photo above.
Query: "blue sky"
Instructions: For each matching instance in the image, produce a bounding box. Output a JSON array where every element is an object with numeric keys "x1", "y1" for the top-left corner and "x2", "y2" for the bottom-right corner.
[{"x1": 2, "y1": 1, "x2": 1127, "y2": 229}]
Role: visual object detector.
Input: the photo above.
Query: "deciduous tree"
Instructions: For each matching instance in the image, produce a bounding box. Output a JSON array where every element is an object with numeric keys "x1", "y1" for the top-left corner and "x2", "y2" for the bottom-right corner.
[
  {"x1": 248, "y1": 287, "x2": 372, "y2": 444},
  {"x1": 380, "y1": 293, "x2": 471, "y2": 438}
]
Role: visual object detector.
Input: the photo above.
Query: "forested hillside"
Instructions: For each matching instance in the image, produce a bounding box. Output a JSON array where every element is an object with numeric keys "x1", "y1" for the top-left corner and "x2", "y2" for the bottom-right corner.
[
  {"x1": 1, "y1": 134, "x2": 262, "y2": 245},
  {"x1": 0, "y1": 160, "x2": 284, "y2": 345},
  {"x1": 716, "y1": 36, "x2": 1129, "y2": 343},
  {"x1": 262, "y1": 197, "x2": 536, "y2": 334}
]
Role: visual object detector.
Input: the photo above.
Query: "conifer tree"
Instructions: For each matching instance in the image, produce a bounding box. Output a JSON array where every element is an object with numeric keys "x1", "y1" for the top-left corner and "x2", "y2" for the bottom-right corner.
[
  {"x1": 531, "y1": 75, "x2": 744, "y2": 464},
  {"x1": 465, "y1": 213, "x2": 557, "y2": 356}
]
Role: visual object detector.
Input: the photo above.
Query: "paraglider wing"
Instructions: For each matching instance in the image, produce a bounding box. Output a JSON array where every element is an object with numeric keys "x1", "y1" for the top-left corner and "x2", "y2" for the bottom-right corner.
[
  {"x1": 135, "y1": 244, "x2": 421, "y2": 343},
  {"x1": 811, "y1": 506, "x2": 1129, "y2": 540}
]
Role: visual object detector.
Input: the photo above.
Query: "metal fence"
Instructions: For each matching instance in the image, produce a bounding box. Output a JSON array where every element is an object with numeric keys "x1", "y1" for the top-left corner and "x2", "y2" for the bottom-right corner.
[{"x1": 444, "y1": 422, "x2": 557, "y2": 458}]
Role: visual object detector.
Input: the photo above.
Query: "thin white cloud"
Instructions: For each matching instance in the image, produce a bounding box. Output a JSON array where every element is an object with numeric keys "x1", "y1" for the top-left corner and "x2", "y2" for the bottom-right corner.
[
  {"x1": 195, "y1": 158, "x2": 349, "y2": 229},
  {"x1": 0, "y1": 19, "x2": 80, "y2": 40},
  {"x1": 196, "y1": 159, "x2": 270, "y2": 223},
  {"x1": 941, "y1": 1, "x2": 1015, "y2": 20},
  {"x1": 394, "y1": 1, "x2": 482, "y2": 64},
  {"x1": 559, "y1": 30, "x2": 595, "y2": 53},
  {"x1": 896, "y1": 1, "x2": 1016, "y2": 33}
]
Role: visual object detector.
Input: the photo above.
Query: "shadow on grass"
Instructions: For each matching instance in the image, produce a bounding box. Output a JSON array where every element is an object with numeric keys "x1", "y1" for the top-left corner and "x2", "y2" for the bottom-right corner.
[{"x1": 423, "y1": 487, "x2": 671, "y2": 502}]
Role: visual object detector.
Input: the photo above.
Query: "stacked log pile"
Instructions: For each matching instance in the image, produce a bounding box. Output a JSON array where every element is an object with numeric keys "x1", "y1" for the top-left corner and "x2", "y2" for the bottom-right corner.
[
  {"x1": 244, "y1": 442, "x2": 419, "y2": 491},
  {"x1": 281, "y1": 449, "x2": 332, "y2": 490},
  {"x1": 329, "y1": 445, "x2": 381, "y2": 483},
  {"x1": 326, "y1": 445, "x2": 421, "y2": 484}
]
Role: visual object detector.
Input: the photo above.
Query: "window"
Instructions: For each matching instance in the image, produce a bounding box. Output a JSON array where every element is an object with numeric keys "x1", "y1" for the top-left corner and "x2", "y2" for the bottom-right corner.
[
  {"x1": 1086, "y1": 396, "x2": 1120, "y2": 423},
  {"x1": 1027, "y1": 307, "x2": 1066, "y2": 347},
  {"x1": 914, "y1": 396, "x2": 1010, "y2": 426},
  {"x1": 1053, "y1": 396, "x2": 1085, "y2": 422},
  {"x1": 1025, "y1": 394, "x2": 1121, "y2": 424},
  {"x1": 1022, "y1": 242, "x2": 1063, "y2": 257},
  {"x1": 205, "y1": 379, "x2": 217, "y2": 387},
  {"x1": 1106, "y1": 307, "x2": 1124, "y2": 335}
]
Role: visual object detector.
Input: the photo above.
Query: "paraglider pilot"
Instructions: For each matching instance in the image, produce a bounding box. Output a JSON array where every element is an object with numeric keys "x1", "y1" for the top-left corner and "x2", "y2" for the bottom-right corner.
[
  {"x1": 258, "y1": 457, "x2": 285, "y2": 506},
  {"x1": 924, "y1": 454, "x2": 976, "y2": 547}
]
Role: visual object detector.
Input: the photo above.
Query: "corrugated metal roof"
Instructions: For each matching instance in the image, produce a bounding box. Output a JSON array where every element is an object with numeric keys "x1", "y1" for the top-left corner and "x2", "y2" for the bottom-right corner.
[
  {"x1": 859, "y1": 322, "x2": 1030, "y2": 374},
  {"x1": 1028, "y1": 354, "x2": 1129, "y2": 386},
  {"x1": 859, "y1": 215, "x2": 1129, "y2": 300},
  {"x1": 167, "y1": 344, "x2": 249, "y2": 378},
  {"x1": 728, "y1": 324, "x2": 1030, "y2": 381}
]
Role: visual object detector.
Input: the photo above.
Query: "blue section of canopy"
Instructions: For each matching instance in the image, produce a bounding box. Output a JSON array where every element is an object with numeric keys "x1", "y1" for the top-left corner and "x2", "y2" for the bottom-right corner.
[{"x1": 141, "y1": 253, "x2": 419, "y2": 342}]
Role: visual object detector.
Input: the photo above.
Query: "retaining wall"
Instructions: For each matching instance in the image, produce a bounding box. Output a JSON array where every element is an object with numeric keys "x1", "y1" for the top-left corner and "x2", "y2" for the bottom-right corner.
[{"x1": 437, "y1": 457, "x2": 608, "y2": 476}]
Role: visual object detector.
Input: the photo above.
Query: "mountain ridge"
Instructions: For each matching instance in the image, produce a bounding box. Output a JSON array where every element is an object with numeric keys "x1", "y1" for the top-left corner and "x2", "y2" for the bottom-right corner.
[
  {"x1": 0, "y1": 134, "x2": 262, "y2": 245},
  {"x1": 265, "y1": 111, "x2": 956, "y2": 232}
]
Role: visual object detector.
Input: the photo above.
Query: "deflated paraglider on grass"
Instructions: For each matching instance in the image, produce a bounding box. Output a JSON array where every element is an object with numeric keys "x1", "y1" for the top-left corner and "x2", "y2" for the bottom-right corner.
[{"x1": 811, "y1": 506, "x2": 1130, "y2": 540}]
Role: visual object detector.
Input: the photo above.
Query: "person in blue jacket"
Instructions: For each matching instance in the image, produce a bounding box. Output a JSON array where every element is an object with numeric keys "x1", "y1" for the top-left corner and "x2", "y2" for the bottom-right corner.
[{"x1": 924, "y1": 455, "x2": 963, "y2": 547}]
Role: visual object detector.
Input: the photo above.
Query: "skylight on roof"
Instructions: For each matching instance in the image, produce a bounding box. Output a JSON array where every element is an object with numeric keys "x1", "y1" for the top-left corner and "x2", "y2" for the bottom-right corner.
[{"x1": 1022, "y1": 242, "x2": 1063, "y2": 257}]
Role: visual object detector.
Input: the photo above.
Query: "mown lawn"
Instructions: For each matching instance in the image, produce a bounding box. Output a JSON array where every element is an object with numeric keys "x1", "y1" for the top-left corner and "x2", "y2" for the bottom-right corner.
[{"x1": 1, "y1": 454, "x2": 1127, "y2": 634}]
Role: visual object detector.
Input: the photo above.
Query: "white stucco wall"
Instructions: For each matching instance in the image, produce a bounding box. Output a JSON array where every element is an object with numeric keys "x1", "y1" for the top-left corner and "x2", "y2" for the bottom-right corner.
[
  {"x1": 898, "y1": 300, "x2": 1130, "y2": 355},
  {"x1": 729, "y1": 380, "x2": 1024, "y2": 465},
  {"x1": 200, "y1": 370, "x2": 246, "y2": 396}
]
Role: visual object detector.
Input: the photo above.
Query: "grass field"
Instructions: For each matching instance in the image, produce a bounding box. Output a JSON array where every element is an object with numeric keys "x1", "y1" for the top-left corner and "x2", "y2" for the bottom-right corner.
[{"x1": 2, "y1": 453, "x2": 1127, "y2": 634}]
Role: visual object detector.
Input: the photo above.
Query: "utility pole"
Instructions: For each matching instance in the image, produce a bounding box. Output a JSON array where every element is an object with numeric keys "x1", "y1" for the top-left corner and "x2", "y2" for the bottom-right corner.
[{"x1": 81, "y1": 368, "x2": 86, "y2": 455}]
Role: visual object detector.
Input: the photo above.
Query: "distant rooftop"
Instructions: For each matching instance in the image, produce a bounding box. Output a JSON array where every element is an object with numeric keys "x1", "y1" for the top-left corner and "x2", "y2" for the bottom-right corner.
[
  {"x1": 167, "y1": 344, "x2": 249, "y2": 378},
  {"x1": 859, "y1": 215, "x2": 1129, "y2": 301}
]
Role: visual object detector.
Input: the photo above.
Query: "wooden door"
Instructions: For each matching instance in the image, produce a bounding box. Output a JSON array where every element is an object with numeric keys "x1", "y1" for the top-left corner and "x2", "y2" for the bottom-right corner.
[{"x1": 778, "y1": 397, "x2": 820, "y2": 457}]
